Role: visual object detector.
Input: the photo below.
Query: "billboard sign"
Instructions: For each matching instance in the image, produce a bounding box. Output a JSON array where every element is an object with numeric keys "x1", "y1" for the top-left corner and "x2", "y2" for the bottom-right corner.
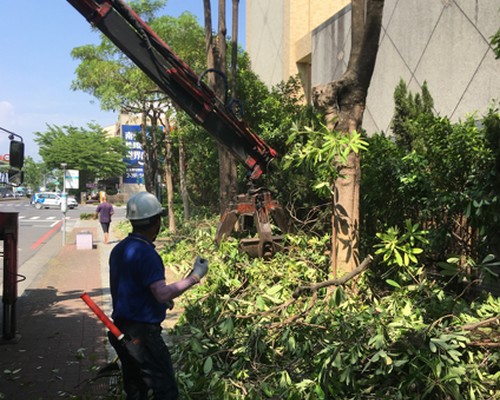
[{"x1": 122, "y1": 125, "x2": 144, "y2": 184}]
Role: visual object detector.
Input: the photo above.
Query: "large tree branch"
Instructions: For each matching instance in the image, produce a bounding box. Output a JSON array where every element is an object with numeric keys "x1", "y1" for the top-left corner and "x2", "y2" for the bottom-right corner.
[
  {"x1": 462, "y1": 316, "x2": 499, "y2": 331},
  {"x1": 461, "y1": 316, "x2": 499, "y2": 348},
  {"x1": 314, "y1": 0, "x2": 384, "y2": 129},
  {"x1": 347, "y1": 0, "x2": 385, "y2": 88},
  {"x1": 293, "y1": 255, "x2": 373, "y2": 299}
]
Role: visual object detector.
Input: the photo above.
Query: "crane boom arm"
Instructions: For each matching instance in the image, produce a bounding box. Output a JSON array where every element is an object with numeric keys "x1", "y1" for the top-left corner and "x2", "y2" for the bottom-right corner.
[{"x1": 66, "y1": 0, "x2": 277, "y2": 180}]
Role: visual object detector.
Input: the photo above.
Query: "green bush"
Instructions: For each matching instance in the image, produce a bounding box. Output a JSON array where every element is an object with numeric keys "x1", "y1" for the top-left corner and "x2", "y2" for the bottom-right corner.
[
  {"x1": 361, "y1": 85, "x2": 500, "y2": 262},
  {"x1": 79, "y1": 212, "x2": 97, "y2": 220}
]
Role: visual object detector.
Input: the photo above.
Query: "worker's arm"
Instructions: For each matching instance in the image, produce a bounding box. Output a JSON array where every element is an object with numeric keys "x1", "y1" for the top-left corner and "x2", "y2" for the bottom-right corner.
[
  {"x1": 150, "y1": 257, "x2": 208, "y2": 305},
  {"x1": 149, "y1": 276, "x2": 198, "y2": 304}
]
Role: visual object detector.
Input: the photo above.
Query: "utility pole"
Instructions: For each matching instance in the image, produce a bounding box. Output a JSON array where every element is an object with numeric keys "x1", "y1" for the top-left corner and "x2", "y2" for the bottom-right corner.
[{"x1": 60, "y1": 163, "x2": 67, "y2": 246}]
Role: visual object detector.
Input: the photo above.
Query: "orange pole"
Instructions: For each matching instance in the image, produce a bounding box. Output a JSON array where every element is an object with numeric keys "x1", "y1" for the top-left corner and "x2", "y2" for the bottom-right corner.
[{"x1": 80, "y1": 292, "x2": 124, "y2": 341}]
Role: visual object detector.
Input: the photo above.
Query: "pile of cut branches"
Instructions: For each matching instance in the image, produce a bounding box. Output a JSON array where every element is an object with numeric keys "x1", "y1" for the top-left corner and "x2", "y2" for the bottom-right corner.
[{"x1": 162, "y1": 227, "x2": 500, "y2": 400}]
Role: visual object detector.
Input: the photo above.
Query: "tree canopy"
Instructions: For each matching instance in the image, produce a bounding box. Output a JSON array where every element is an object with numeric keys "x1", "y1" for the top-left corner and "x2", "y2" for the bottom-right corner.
[
  {"x1": 34, "y1": 123, "x2": 127, "y2": 192},
  {"x1": 21, "y1": 156, "x2": 48, "y2": 191},
  {"x1": 70, "y1": 3, "x2": 208, "y2": 195}
]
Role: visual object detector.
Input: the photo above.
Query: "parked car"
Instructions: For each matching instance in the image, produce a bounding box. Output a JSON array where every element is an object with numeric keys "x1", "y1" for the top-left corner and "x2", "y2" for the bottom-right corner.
[
  {"x1": 67, "y1": 196, "x2": 78, "y2": 209},
  {"x1": 32, "y1": 192, "x2": 61, "y2": 209}
]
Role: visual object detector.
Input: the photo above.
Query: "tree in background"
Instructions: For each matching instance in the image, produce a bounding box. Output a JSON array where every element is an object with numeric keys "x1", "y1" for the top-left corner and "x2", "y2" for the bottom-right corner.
[
  {"x1": 361, "y1": 80, "x2": 500, "y2": 264},
  {"x1": 153, "y1": 11, "x2": 207, "y2": 222},
  {"x1": 71, "y1": 0, "x2": 171, "y2": 195},
  {"x1": 229, "y1": 0, "x2": 240, "y2": 101},
  {"x1": 311, "y1": 0, "x2": 385, "y2": 277},
  {"x1": 358, "y1": 80, "x2": 436, "y2": 246},
  {"x1": 21, "y1": 156, "x2": 48, "y2": 193},
  {"x1": 34, "y1": 124, "x2": 127, "y2": 196},
  {"x1": 392, "y1": 79, "x2": 434, "y2": 151},
  {"x1": 480, "y1": 107, "x2": 500, "y2": 256},
  {"x1": 203, "y1": 0, "x2": 238, "y2": 213},
  {"x1": 71, "y1": 1, "x2": 207, "y2": 232}
]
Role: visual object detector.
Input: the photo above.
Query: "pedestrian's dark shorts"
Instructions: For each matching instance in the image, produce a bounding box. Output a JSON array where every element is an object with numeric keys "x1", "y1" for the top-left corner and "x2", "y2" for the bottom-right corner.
[{"x1": 100, "y1": 222, "x2": 110, "y2": 233}]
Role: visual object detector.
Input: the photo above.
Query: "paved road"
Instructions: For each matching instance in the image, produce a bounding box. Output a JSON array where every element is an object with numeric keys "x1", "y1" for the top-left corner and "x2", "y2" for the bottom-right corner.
[
  {"x1": 1, "y1": 198, "x2": 85, "y2": 264},
  {"x1": 0, "y1": 198, "x2": 125, "y2": 289}
]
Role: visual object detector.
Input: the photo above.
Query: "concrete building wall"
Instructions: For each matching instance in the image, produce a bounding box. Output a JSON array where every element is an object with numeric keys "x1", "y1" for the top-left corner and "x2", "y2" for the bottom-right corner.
[
  {"x1": 312, "y1": 0, "x2": 500, "y2": 134},
  {"x1": 246, "y1": 0, "x2": 286, "y2": 87},
  {"x1": 247, "y1": 0, "x2": 500, "y2": 135},
  {"x1": 246, "y1": 0, "x2": 349, "y2": 87},
  {"x1": 311, "y1": 5, "x2": 352, "y2": 85}
]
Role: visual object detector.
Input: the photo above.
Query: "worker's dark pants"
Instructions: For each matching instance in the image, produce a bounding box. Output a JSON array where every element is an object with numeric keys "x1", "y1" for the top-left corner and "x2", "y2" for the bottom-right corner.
[{"x1": 108, "y1": 322, "x2": 179, "y2": 400}]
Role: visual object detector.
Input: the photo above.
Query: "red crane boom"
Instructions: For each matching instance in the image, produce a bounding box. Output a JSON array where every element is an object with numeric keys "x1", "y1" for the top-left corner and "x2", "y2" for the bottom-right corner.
[{"x1": 67, "y1": 0, "x2": 288, "y2": 257}]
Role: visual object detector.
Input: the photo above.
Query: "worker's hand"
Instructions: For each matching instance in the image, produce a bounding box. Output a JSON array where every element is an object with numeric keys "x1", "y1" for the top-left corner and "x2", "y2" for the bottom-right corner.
[
  {"x1": 190, "y1": 256, "x2": 209, "y2": 282},
  {"x1": 166, "y1": 300, "x2": 175, "y2": 310}
]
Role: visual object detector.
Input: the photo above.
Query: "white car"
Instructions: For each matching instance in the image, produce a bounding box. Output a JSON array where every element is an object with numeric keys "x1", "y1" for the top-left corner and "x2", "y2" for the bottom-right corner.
[
  {"x1": 32, "y1": 193, "x2": 78, "y2": 210},
  {"x1": 67, "y1": 196, "x2": 78, "y2": 209},
  {"x1": 32, "y1": 192, "x2": 61, "y2": 209}
]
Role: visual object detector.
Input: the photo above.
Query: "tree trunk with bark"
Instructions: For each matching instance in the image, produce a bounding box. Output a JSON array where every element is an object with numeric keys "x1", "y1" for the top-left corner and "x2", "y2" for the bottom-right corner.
[
  {"x1": 178, "y1": 137, "x2": 190, "y2": 220},
  {"x1": 164, "y1": 124, "x2": 176, "y2": 233},
  {"x1": 140, "y1": 111, "x2": 154, "y2": 192},
  {"x1": 312, "y1": 0, "x2": 384, "y2": 276},
  {"x1": 230, "y1": 0, "x2": 239, "y2": 98},
  {"x1": 203, "y1": 0, "x2": 238, "y2": 214},
  {"x1": 157, "y1": 112, "x2": 176, "y2": 233}
]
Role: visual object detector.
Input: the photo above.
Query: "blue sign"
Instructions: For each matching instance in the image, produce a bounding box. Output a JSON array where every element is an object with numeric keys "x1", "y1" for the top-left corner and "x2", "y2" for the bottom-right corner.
[{"x1": 122, "y1": 125, "x2": 144, "y2": 184}]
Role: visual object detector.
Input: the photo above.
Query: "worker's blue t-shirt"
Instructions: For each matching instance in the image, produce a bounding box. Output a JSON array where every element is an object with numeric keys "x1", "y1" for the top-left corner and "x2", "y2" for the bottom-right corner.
[{"x1": 109, "y1": 233, "x2": 167, "y2": 324}]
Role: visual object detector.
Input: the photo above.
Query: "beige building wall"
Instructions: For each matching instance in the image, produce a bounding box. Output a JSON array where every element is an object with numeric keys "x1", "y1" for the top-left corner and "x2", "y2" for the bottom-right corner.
[
  {"x1": 246, "y1": 0, "x2": 350, "y2": 90},
  {"x1": 246, "y1": 0, "x2": 500, "y2": 134},
  {"x1": 311, "y1": 0, "x2": 500, "y2": 134},
  {"x1": 246, "y1": 0, "x2": 285, "y2": 86}
]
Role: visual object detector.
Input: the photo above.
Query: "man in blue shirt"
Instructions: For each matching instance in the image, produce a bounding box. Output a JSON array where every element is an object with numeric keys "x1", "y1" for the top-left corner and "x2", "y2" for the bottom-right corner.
[{"x1": 109, "y1": 192, "x2": 208, "y2": 399}]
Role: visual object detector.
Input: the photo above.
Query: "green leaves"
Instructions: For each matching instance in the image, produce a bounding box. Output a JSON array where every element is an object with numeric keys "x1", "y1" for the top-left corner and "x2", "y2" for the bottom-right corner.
[
  {"x1": 491, "y1": 26, "x2": 500, "y2": 59},
  {"x1": 284, "y1": 122, "x2": 368, "y2": 198},
  {"x1": 34, "y1": 124, "x2": 127, "y2": 192},
  {"x1": 439, "y1": 253, "x2": 500, "y2": 282},
  {"x1": 203, "y1": 356, "x2": 213, "y2": 375},
  {"x1": 159, "y1": 211, "x2": 498, "y2": 400},
  {"x1": 374, "y1": 219, "x2": 428, "y2": 270},
  {"x1": 385, "y1": 279, "x2": 401, "y2": 288},
  {"x1": 362, "y1": 92, "x2": 500, "y2": 270}
]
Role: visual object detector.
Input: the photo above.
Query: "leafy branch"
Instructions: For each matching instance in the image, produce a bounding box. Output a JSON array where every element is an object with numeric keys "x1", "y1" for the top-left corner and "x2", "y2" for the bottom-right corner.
[{"x1": 283, "y1": 122, "x2": 368, "y2": 198}]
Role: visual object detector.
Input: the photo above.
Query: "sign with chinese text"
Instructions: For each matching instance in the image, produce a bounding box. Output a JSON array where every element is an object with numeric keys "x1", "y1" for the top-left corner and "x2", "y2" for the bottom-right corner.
[{"x1": 122, "y1": 125, "x2": 144, "y2": 184}]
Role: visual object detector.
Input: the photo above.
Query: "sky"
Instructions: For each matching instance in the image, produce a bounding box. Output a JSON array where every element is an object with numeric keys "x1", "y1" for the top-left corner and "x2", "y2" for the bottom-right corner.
[{"x1": 0, "y1": 0, "x2": 246, "y2": 161}]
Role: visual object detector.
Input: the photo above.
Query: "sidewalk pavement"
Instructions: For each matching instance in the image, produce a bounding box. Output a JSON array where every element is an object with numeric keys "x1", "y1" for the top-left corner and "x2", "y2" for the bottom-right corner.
[{"x1": 0, "y1": 218, "x2": 118, "y2": 399}]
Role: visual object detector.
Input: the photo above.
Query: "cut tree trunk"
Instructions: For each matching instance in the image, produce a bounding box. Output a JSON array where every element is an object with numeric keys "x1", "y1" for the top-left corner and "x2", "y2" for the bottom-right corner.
[{"x1": 312, "y1": 0, "x2": 384, "y2": 276}]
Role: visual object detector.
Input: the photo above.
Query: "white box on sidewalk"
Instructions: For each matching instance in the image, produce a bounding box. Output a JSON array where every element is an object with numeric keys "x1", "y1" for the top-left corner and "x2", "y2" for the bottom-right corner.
[{"x1": 76, "y1": 231, "x2": 93, "y2": 250}]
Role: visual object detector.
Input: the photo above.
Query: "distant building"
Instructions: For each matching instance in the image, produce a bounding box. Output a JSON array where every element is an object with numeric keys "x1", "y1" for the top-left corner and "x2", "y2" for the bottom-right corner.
[{"x1": 246, "y1": 0, "x2": 500, "y2": 134}]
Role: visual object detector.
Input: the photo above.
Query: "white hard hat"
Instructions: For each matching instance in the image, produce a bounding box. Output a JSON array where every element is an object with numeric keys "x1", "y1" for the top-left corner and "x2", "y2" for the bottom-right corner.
[{"x1": 126, "y1": 192, "x2": 166, "y2": 224}]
